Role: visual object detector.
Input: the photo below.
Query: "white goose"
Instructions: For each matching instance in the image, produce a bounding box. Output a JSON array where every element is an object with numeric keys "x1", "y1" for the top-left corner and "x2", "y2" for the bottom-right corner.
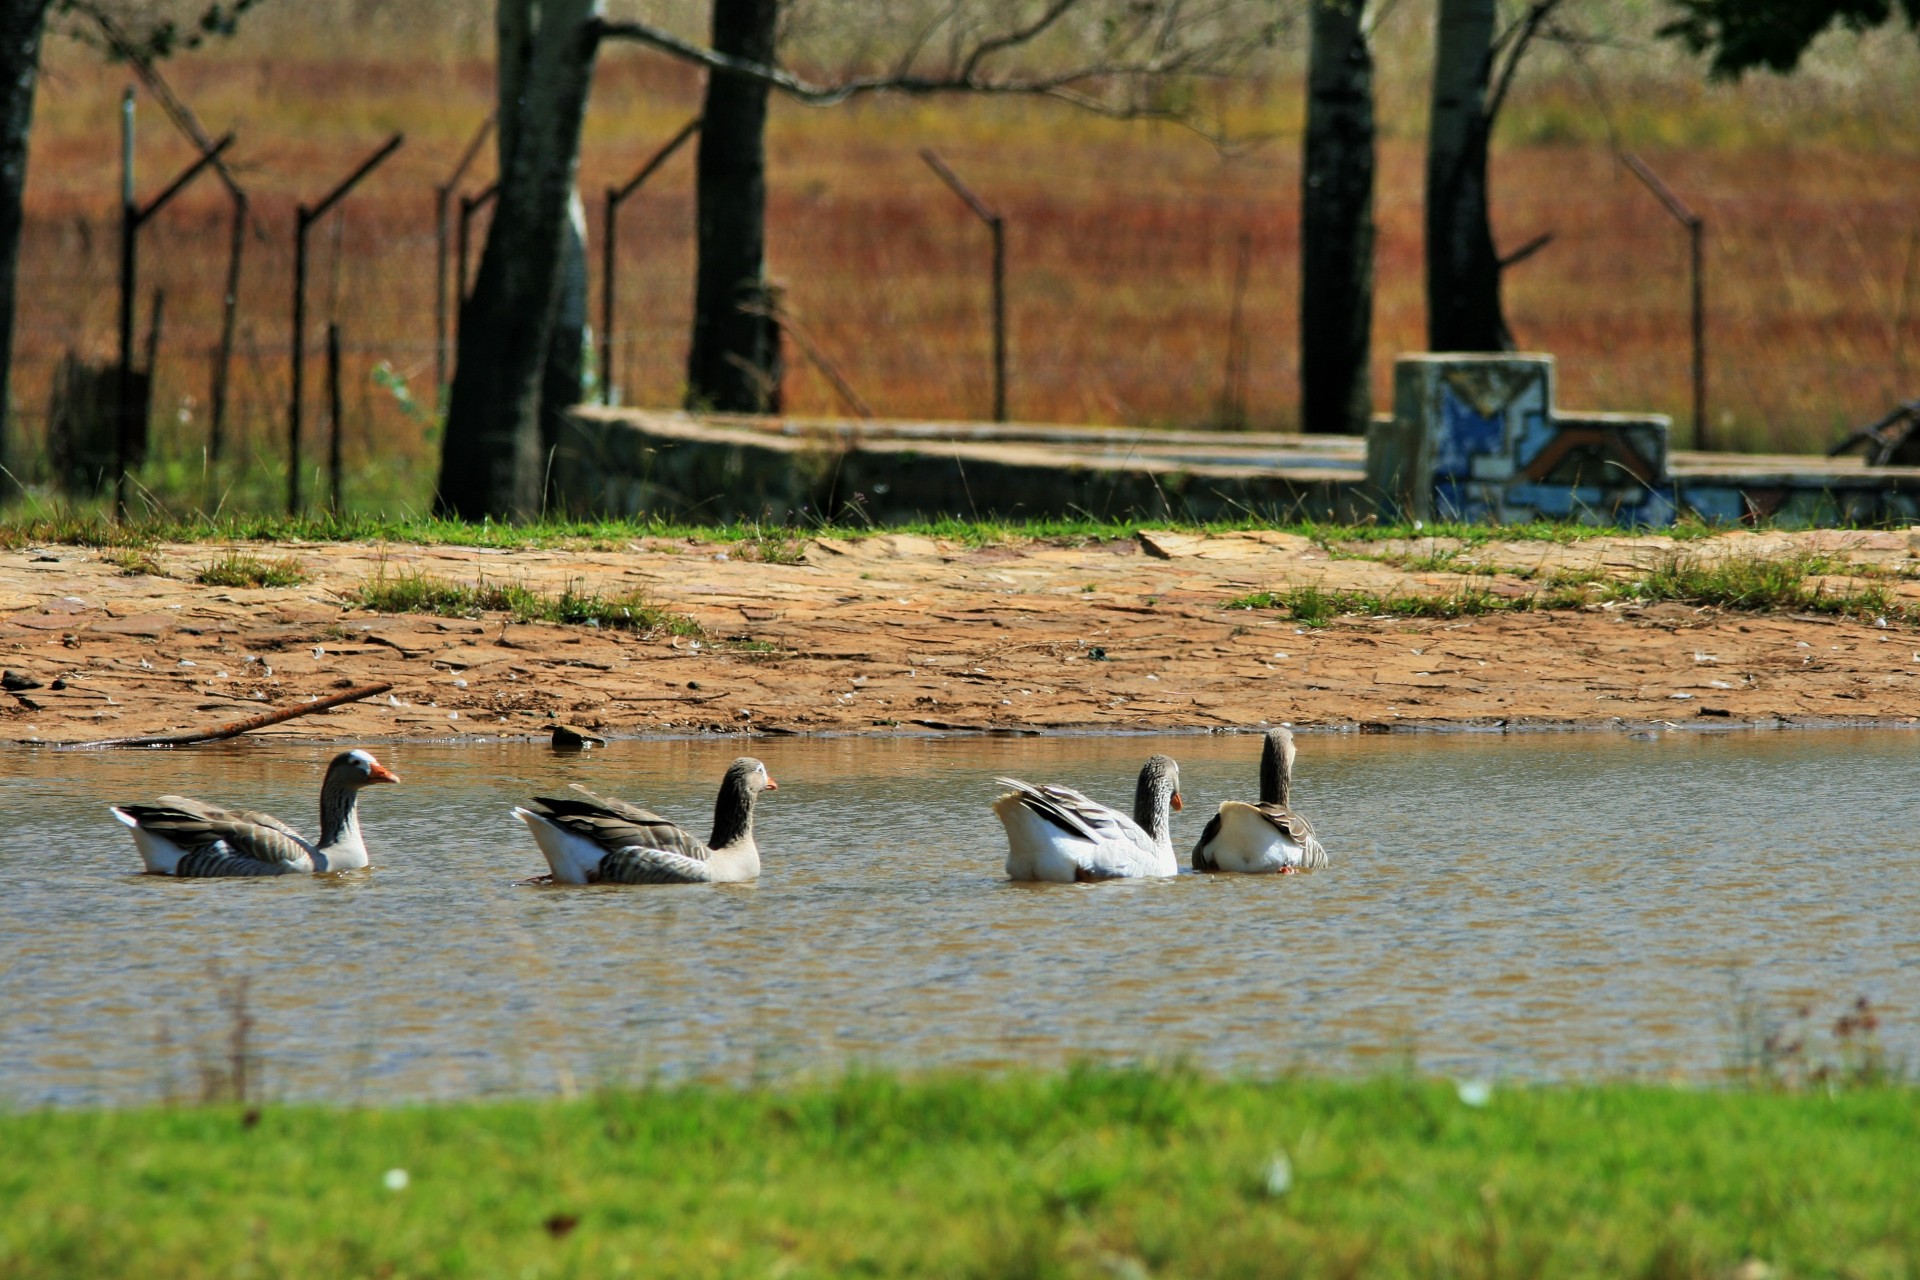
[
  {"x1": 111, "y1": 749, "x2": 400, "y2": 876},
  {"x1": 993, "y1": 754, "x2": 1183, "y2": 882},
  {"x1": 1192, "y1": 727, "x2": 1326, "y2": 873},
  {"x1": 515, "y1": 757, "x2": 778, "y2": 885}
]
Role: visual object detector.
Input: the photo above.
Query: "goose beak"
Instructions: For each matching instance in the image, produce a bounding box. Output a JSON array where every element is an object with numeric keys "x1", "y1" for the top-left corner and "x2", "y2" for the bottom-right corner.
[
  {"x1": 763, "y1": 776, "x2": 779, "y2": 791},
  {"x1": 1171, "y1": 791, "x2": 1183, "y2": 811},
  {"x1": 369, "y1": 764, "x2": 400, "y2": 785}
]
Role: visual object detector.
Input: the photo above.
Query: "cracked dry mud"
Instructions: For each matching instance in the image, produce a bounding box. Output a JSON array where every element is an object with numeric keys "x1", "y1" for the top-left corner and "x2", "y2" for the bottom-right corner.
[{"x1": 5, "y1": 527, "x2": 1920, "y2": 744}]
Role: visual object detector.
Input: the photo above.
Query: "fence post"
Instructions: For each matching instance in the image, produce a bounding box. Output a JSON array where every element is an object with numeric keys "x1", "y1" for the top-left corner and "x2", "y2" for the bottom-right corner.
[
  {"x1": 116, "y1": 90, "x2": 134, "y2": 518},
  {"x1": 1623, "y1": 152, "x2": 1708, "y2": 450},
  {"x1": 327, "y1": 322, "x2": 343, "y2": 516},
  {"x1": 601, "y1": 116, "x2": 701, "y2": 406},
  {"x1": 920, "y1": 148, "x2": 1007, "y2": 422},
  {"x1": 114, "y1": 97, "x2": 234, "y2": 519},
  {"x1": 456, "y1": 182, "x2": 498, "y2": 308},
  {"x1": 435, "y1": 114, "x2": 495, "y2": 405},
  {"x1": 289, "y1": 133, "x2": 404, "y2": 516}
]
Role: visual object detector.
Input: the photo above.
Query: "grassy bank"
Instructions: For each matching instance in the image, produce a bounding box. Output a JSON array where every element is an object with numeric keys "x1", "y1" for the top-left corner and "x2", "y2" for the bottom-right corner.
[
  {"x1": 0, "y1": 508, "x2": 1711, "y2": 553},
  {"x1": 3, "y1": 1069, "x2": 1917, "y2": 1278}
]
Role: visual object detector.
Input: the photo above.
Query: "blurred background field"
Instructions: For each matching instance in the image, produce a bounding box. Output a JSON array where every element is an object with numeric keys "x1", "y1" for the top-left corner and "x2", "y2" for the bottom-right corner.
[{"x1": 9, "y1": 0, "x2": 1920, "y2": 516}]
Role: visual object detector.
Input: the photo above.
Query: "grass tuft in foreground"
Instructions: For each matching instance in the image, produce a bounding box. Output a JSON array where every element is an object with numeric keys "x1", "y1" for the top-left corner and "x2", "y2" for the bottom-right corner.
[
  {"x1": 351, "y1": 569, "x2": 702, "y2": 636},
  {"x1": 0, "y1": 1066, "x2": 1916, "y2": 1279}
]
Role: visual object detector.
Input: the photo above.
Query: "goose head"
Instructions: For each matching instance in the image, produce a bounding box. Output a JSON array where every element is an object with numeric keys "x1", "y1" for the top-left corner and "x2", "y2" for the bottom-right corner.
[
  {"x1": 327, "y1": 748, "x2": 400, "y2": 789},
  {"x1": 710, "y1": 757, "x2": 778, "y2": 849}
]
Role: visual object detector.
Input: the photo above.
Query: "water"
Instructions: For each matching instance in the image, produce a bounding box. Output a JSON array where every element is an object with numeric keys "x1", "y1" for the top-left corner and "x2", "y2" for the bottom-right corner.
[{"x1": 2, "y1": 729, "x2": 1916, "y2": 1106}]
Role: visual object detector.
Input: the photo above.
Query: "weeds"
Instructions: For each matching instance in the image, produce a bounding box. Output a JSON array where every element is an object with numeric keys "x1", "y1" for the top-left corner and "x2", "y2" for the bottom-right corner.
[
  {"x1": 102, "y1": 547, "x2": 166, "y2": 576},
  {"x1": 352, "y1": 569, "x2": 702, "y2": 636},
  {"x1": 1727, "y1": 994, "x2": 1901, "y2": 1090},
  {"x1": 1604, "y1": 552, "x2": 1899, "y2": 618},
  {"x1": 1231, "y1": 551, "x2": 1910, "y2": 626},
  {"x1": 195, "y1": 552, "x2": 309, "y2": 588}
]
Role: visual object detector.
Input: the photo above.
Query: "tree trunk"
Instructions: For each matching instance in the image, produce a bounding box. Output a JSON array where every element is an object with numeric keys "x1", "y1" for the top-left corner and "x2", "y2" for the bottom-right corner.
[
  {"x1": 539, "y1": 190, "x2": 587, "y2": 506},
  {"x1": 685, "y1": 0, "x2": 782, "y2": 414},
  {"x1": 0, "y1": 0, "x2": 51, "y2": 494},
  {"x1": 1299, "y1": 0, "x2": 1375, "y2": 435},
  {"x1": 435, "y1": 0, "x2": 601, "y2": 521},
  {"x1": 1425, "y1": 0, "x2": 1510, "y2": 352}
]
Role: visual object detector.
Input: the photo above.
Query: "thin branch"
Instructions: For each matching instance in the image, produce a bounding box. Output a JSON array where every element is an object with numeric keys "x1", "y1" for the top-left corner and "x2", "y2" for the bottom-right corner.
[
  {"x1": 958, "y1": 0, "x2": 1081, "y2": 81},
  {"x1": 1487, "y1": 0, "x2": 1562, "y2": 126},
  {"x1": 592, "y1": 10, "x2": 1260, "y2": 136}
]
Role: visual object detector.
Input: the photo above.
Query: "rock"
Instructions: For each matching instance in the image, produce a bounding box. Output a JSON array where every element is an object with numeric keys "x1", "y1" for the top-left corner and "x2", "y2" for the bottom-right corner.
[
  {"x1": 2, "y1": 670, "x2": 43, "y2": 691},
  {"x1": 551, "y1": 724, "x2": 607, "y2": 750}
]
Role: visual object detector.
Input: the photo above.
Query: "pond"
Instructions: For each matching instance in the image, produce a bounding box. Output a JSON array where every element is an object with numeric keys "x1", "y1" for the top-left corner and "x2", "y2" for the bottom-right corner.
[{"x1": 2, "y1": 728, "x2": 1916, "y2": 1106}]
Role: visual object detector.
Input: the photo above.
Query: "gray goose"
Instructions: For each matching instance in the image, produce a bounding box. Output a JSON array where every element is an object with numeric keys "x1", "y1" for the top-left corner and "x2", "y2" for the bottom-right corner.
[
  {"x1": 994, "y1": 754, "x2": 1183, "y2": 882},
  {"x1": 111, "y1": 749, "x2": 399, "y2": 876},
  {"x1": 515, "y1": 757, "x2": 778, "y2": 884},
  {"x1": 1192, "y1": 727, "x2": 1326, "y2": 873}
]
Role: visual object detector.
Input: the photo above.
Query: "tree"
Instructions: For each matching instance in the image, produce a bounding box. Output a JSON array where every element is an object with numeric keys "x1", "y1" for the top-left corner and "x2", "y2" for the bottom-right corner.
[
  {"x1": 1424, "y1": 0, "x2": 1558, "y2": 352},
  {"x1": 686, "y1": 0, "x2": 782, "y2": 413},
  {"x1": 0, "y1": 0, "x2": 53, "y2": 494},
  {"x1": 1661, "y1": 0, "x2": 1919, "y2": 76},
  {"x1": 435, "y1": 0, "x2": 603, "y2": 521},
  {"x1": 0, "y1": 0, "x2": 254, "y2": 497},
  {"x1": 1299, "y1": 0, "x2": 1374, "y2": 434},
  {"x1": 435, "y1": 0, "x2": 1284, "y2": 520}
]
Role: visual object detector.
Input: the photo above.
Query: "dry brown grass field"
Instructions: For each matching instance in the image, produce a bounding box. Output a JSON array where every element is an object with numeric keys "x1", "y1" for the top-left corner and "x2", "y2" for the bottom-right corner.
[{"x1": 11, "y1": 3, "x2": 1920, "y2": 511}]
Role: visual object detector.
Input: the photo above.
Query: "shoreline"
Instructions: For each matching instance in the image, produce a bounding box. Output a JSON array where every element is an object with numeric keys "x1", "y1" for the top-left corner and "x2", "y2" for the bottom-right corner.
[{"x1": 7, "y1": 527, "x2": 1920, "y2": 746}]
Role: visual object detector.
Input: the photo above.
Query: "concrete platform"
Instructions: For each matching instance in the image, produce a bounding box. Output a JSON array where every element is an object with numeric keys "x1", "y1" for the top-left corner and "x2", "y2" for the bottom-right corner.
[{"x1": 555, "y1": 402, "x2": 1920, "y2": 529}]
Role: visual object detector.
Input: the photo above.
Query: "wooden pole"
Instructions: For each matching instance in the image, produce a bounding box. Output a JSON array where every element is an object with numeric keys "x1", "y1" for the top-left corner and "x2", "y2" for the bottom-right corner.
[
  {"x1": 326, "y1": 321, "x2": 343, "y2": 515},
  {"x1": 64, "y1": 682, "x2": 395, "y2": 749}
]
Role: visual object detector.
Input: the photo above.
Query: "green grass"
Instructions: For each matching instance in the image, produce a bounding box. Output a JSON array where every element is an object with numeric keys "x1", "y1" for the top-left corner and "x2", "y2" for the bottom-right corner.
[
  {"x1": 1231, "y1": 553, "x2": 1908, "y2": 626},
  {"x1": 0, "y1": 509, "x2": 1744, "y2": 554},
  {"x1": 351, "y1": 569, "x2": 702, "y2": 636},
  {"x1": 1, "y1": 1068, "x2": 1917, "y2": 1278},
  {"x1": 193, "y1": 553, "x2": 309, "y2": 589}
]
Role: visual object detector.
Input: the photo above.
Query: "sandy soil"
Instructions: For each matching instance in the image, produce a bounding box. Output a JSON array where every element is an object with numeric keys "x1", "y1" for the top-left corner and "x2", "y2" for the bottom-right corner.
[{"x1": 5, "y1": 528, "x2": 1920, "y2": 744}]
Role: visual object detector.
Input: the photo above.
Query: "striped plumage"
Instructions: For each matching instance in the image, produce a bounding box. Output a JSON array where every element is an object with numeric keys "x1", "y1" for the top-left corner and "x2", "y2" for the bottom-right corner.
[
  {"x1": 1192, "y1": 728, "x2": 1327, "y2": 873},
  {"x1": 994, "y1": 754, "x2": 1183, "y2": 882},
  {"x1": 515, "y1": 757, "x2": 777, "y2": 885},
  {"x1": 111, "y1": 749, "x2": 400, "y2": 876}
]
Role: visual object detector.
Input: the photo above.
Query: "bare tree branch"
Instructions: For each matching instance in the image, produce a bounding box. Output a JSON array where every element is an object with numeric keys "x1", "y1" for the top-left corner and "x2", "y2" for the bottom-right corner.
[
  {"x1": 1486, "y1": 0, "x2": 1561, "y2": 126},
  {"x1": 591, "y1": 4, "x2": 1274, "y2": 135},
  {"x1": 958, "y1": 0, "x2": 1079, "y2": 80}
]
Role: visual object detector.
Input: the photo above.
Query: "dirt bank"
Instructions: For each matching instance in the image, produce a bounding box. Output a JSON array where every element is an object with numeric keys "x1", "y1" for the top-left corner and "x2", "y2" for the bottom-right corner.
[{"x1": 5, "y1": 528, "x2": 1920, "y2": 744}]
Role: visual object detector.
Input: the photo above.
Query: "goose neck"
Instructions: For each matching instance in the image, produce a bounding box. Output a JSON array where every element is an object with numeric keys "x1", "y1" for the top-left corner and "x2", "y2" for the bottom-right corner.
[
  {"x1": 708, "y1": 774, "x2": 757, "y2": 850},
  {"x1": 1132, "y1": 771, "x2": 1175, "y2": 848},
  {"x1": 1260, "y1": 734, "x2": 1293, "y2": 806},
  {"x1": 317, "y1": 778, "x2": 365, "y2": 855}
]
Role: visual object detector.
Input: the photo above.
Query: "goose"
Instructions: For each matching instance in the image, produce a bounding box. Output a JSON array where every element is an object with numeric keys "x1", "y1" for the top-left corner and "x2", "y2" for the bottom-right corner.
[
  {"x1": 111, "y1": 749, "x2": 399, "y2": 876},
  {"x1": 514, "y1": 756, "x2": 778, "y2": 884},
  {"x1": 1192, "y1": 727, "x2": 1326, "y2": 873},
  {"x1": 993, "y1": 754, "x2": 1183, "y2": 882}
]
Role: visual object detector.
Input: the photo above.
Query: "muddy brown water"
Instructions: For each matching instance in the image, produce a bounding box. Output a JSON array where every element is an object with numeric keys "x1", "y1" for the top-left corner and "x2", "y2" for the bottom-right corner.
[{"x1": 2, "y1": 729, "x2": 1916, "y2": 1106}]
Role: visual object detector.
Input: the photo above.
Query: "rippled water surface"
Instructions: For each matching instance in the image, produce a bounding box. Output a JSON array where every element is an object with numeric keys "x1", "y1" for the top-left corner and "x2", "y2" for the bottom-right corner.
[{"x1": 4, "y1": 729, "x2": 1917, "y2": 1105}]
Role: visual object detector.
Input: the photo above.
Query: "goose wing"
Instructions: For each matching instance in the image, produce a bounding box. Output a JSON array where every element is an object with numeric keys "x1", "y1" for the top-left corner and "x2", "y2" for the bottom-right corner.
[
  {"x1": 1245, "y1": 802, "x2": 1327, "y2": 868},
  {"x1": 528, "y1": 787, "x2": 714, "y2": 862},
  {"x1": 992, "y1": 778, "x2": 1129, "y2": 844},
  {"x1": 118, "y1": 797, "x2": 316, "y2": 871},
  {"x1": 157, "y1": 796, "x2": 309, "y2": 843},
  {"x1": 994, "y1": 777, "x2": 1161, "y2": 880}
]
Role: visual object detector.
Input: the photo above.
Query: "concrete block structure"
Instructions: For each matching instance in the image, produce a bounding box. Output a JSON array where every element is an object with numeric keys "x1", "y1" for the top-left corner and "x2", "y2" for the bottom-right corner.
[
  {"x1": 557, "y1": 354, "x2": 1920, "y2": 528},
  {"x1": 1366, "y1": 354, "x2": 1675, "y2": 526}
]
